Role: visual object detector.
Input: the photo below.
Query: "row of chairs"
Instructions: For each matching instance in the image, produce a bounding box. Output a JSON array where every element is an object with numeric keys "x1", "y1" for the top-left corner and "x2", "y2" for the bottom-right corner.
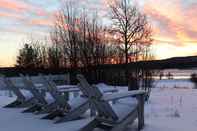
[{"x1": 1, "y1": 74, "x2": 145, "y2": 131}]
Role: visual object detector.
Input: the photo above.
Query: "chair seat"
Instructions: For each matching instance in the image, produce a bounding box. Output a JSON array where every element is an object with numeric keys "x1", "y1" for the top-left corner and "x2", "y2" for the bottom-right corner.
[
  {"x1": 20, "y1": 89, "x2": 33, "y2": 99},
  {"x1": 96, "y1": 83, "x2": 117, "y2": 93},
  {"x1": 68, "y1": 96, "x2": 88, "y2": 111},
  {"x1": 45, "y1": 92, "x2": 55, "y2": 104},
  {"x1": 111, "y1": 97, "x2": 138, "y2": 122},
  {"x1": 21, "y1": 90, "x2": 55, "y2": 104}
]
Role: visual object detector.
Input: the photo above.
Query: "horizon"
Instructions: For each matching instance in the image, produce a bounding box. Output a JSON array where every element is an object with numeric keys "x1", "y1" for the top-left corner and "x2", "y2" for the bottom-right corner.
[{"x1": 0, "y1": 0, "x2": 197, "y2": 67}]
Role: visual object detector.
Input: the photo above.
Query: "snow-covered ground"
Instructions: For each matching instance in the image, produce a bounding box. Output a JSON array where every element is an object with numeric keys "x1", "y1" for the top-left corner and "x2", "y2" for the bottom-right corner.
[
  {"x1": 153, "y1": 79, "x2": 195, "y2": 88},
  {"x1": 144, "y1": 87, "x2": 197, "y2": 131},
  {"x1": 0, "y1": 80, "x2": 197, "y2": 131}
]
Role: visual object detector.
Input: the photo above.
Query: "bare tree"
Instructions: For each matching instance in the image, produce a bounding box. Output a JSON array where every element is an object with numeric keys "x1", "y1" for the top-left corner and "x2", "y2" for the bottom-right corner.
[
  {"x1": 51, "y1": 1, "x2": 116, "y2": 69},
  {"x1": 109, "y1": 0, "x2": 152, "y2": 64},
  {"x1": 80, "y1": 12, "x2": 109, "y2": 66},
  {"x1": 51, "y1": 1, "x2": 80, "y2": 69},
  {"x1": 31, "y1": 40, "x2": 49, "y2": 68},
  {"x1": 47, "y1": 43, "x2": 63, "y2": 68},
  {"x1": 108, "y1": 0, "x2": 154, "y2": 92}
]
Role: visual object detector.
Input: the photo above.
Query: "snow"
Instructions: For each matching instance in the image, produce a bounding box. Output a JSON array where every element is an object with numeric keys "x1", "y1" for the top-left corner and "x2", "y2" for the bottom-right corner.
[
  {"x1": 1, "y1": 80, "x2": 197, "y2": 131},
  {"x1": 0, "y1": 92, "x2": 91, "y2": 131},
  {"x1": 154, "y1": 79, "x2": 195, "y2": 89},
  {"x1": 144, "y1": 87, "x2": 197, "y2": 131}
]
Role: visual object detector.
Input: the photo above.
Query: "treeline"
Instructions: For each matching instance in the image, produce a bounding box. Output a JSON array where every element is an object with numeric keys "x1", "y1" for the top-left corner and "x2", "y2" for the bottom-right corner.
[{"x1": 16, "y1": 0, "x2": 153, "y2": 69}]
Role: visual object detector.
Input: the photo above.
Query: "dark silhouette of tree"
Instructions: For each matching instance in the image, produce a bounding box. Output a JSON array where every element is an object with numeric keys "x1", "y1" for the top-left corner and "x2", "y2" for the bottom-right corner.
[
  {"x1": 16, "y1": 43, "x2": 39, "y2": 68},
  {"x1": 16, "y1": 38, "x2": 63, "y2": 69},
  {"x1": 51, "y1": 1, "x2": 80, "y2": 69},
  {"x1": 47, "y1": 43, "x2": 63, "y2": 68},
  {"x1": 109, "y1": 0, "x2": 153, "y2": 64},
  {"x1": 108, "y1": 0, "x2": 153, "y2": 91},
  {"x1": 51, "y1": 1, "x2": 117, "y2": 69},
  {"x1": 78, "y1": 11, "x2": 113, "y2": 67}
]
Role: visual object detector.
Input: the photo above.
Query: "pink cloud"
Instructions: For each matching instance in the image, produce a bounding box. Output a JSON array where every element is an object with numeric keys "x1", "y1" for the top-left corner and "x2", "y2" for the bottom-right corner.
[
  {"x1": 28, "y1": 19, "x2": 54, "y2": 27},
  {"x1": 0, "y1": 11, "x2": 23, "y2": 19},
  {"x1": 185, "y1": 4, "x2": 197, "y2": 32},
  {"x1": 143, "y1": 0, "x2": 197, "y2": 46},
  {"x1": 0, "y1": 0, "x2": 48, "y2": 16},
  {"x1": 0, "y1": 0, "x2": 31, "y2": 12}
]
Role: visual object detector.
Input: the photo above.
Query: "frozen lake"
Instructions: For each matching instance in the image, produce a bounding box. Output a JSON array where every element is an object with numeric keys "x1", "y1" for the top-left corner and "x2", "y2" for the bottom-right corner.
[
  {"x1": 152, "y1": 68, "x2": 197, "y2": 89},
  {"x1": 154, "y1": 68, "x2": 197, "y2": 79}
]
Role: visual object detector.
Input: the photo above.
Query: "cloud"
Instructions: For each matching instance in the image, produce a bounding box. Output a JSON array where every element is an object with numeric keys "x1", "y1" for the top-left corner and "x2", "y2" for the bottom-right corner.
[
  {"x1": 0, "y1": 0, "x2": 48, "y2": 16},
  {"x1": 1, "y1": 0, "x2": 197, "y2": 66},
  {"x1": 0, "y1": 11, "x2": 23, "y2": 20},
  {"x1": 0, "y1": 0, "x2": 30, "y2": 12},
  {"x1": 0, "y1": 0, "x2": 58, "y2": 34},
  {"x1": 28, "y1": 18, "x2": 54, "y2": 27},
  {"x1": 143, "y1": 0, "x2": 197, "y2": 47}
]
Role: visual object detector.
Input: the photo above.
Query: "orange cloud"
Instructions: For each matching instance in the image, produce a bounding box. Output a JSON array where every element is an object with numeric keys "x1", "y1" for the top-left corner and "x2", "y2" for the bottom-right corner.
[
  {"x1": 0, "y1": 0, "x2": 48, "y2": 16},
  {"x1": 0, "y1": 11, "x2": 23, "y2": 19},
  {"x1": 29, "y1": 19, "x2": 54, "y2": 27},
  {"x1": 152, "y1": 36, "x2": 176, "y2": 44},
  {"x1": 0, "y1": 0, "x2": 30, "y2": 12},
  {"x1": 184, "y1": 4, "x2": 197, "y2": 32},
  {"x1": 144, "y1": 0, "x2": 197, "y2": 47}
]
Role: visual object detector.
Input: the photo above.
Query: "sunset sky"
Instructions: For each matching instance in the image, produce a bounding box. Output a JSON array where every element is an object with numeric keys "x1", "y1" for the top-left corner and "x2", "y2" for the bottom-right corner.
[{"x1": 0, "y1": 0, "x2": 197, "y2": 67}]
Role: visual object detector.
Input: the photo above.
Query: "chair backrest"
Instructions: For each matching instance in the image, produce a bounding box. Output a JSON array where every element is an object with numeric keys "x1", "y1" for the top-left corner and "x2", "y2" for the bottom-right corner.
[
  {"x1": 39, "y1": 74, "x2": 70, "y2": 107},
  {"x1": 3, "y1": 76, "x2": 26, "y2": 101},
  {"x1": 20, "y1": 74, "x2": 48, "y2": 105},
  {"x1": 77, "y1": 75, "x2": 102, "y2": 98},
  {"x1": 38, "y1": 74, "x2": 57, "y2": 92},
  {"x1": 76, "y1": 74, "x2": 118, "y2": 121},
  {"x1": 47, "y1": 74, "x2": 70, "y2": 85},
  {"x1": 17, "y1": 74, "x2": 70, "y2": 85}
]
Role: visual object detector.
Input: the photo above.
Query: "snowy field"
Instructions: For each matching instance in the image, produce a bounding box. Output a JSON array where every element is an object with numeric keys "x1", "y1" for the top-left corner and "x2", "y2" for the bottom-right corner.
[
  {"x1": 0, "y1": 80, "x2": 197, "y2": 131},
  {"x1": 145, "y1": 87, "x2": 197, "y2": 131}
]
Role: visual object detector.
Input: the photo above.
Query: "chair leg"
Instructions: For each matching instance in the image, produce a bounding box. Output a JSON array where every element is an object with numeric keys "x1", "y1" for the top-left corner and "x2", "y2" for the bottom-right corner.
[
  {"x1": 111, "y1": 109, "x2": 138, "y2": 131},
  {"x1": 22, "y1": 105, "x2": 41, "y2": 113},
  {"x1": 42, "y1": 110, "x2": 63, "y2": 120},
  {"x1": 4, "y1": 100, "x2": 22, "y2": 108},
  {"x1": 55, "y1": 102, "x2": 89, "y2": 124},
  {"x1": 19, "y1": 98, "x2": 35, "y2": 108},
  {"x1": 137, "y1": 95, "x2": 145, "y2": 130},
  {"x1": 36, "y1": 102, "x2": 57, "y2": 114},
  {"x1": 90, "y1": 103, "x2": 96, "y2": 116},
  {"x1": 80, "y1": 119, "x2": 100, "y2": 131}
]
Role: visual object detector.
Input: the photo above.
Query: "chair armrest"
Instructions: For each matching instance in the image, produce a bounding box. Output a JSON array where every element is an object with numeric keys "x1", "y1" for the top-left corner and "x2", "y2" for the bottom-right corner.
[
  {"x1": 99, "y1": 88, "x2": 118, "y2": 93},
  {"x1": 102, "y1": 90, "x2": 145, "y2": 101},
  {"x1": 92, "y1": 84, "x2": 118, "y2": 94},
  {"x1": 56, "y1": 85, "x2": 78, "y2": 90},
  {"x1": 58, "y1": 88, "x2": 80, "y2": 93}
]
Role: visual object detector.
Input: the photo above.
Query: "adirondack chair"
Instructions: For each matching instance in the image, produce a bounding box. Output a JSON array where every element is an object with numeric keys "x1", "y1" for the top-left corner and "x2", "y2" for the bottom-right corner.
[
  {"x1": 2, "y1": 76, "x2": 34, "y2": 108},
  {"x1": 40, "y1": 74, "x2": 120, "y2": 122},
  {"x1": 38, "y1": 75, "x2": 90, "y2": 123},
  {"x1": 77, "y1": 74, "x2": 145, "y2": 131},
  {"x1": 35, "y1": 74, "x2": 72, "y2": 114},
  {"x1": 20, "y1": 74, "x2": 51, "y2": 113}
]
